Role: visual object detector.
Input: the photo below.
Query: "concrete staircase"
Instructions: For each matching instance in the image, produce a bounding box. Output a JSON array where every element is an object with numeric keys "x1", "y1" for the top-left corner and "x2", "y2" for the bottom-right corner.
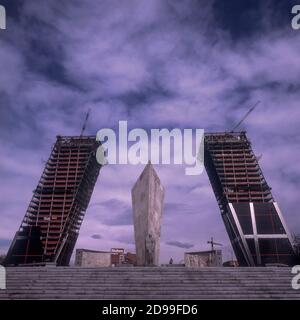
[{"x1": 0, "y1": 267, "x2": 299, "y2": 299}]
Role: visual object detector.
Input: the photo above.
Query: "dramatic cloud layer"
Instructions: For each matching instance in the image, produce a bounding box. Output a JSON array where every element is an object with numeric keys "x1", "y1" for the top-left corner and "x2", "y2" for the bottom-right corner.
[
  {"x1": 166, "y1": 241, "x2": 194, "y2": 249},
  {"x1": 0, "y1": 0, "x2": 299, "y2": 263}
]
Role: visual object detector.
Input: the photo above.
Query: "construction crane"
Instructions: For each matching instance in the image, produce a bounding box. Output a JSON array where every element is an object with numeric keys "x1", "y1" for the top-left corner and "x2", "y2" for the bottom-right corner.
[
  {"x1": 80, "y1": 108, "x2": 91, "y2": 136},
  {"x1": 230, "y1": 100, "x2": 260, "y2": 132},
  {"x1": 207, "y1": 237, "x2": 222, "y2": 251}
]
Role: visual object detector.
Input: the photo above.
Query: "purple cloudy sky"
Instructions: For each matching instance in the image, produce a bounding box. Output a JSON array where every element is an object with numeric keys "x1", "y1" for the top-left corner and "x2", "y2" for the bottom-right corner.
[{"x1": 0, "y1": 0, "x2": 300, "y2": 263}]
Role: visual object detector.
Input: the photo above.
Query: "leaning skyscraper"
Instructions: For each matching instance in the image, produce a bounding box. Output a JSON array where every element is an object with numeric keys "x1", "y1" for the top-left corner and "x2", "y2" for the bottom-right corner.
[
  {"x1": 5, "y1": 136, "x2": 101, "y2": 266},
  {"x1": 204, "y1": 132, "x2": 296, "y2": 266}
]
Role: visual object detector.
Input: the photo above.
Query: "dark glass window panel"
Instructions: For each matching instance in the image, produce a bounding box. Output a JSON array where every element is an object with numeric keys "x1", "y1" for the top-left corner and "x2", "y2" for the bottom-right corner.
[
  {"x1": 246, "y1": 239, "x2": 256, "y2": 255},
  {"x1": 233, "y1": 203, "x2": 251, "y2": 216},
  {"x1": 275, "y1": 238, "x2": 295, "y2": 255},
  {"x1": 6, "y1": 226, "x2": 44, "y2": 265},
  {"x1": 259, "y1": 238, "x2": 276, "y2": 254},
  {"x1": 237, "y1": 215, "x2": 253, "y2": 234},
  {"x1": 232, "y1": 203, "x2": 253, "y2": 235},
  {"x1": 254, "y1": 203, "x2": 285, "y2": 234},
  {"x1": 259, "y1": 238, "x2": 295, "y2": 265},
  {"x1": 246, "y1": 238, "x2": 257, "y2": 264}
]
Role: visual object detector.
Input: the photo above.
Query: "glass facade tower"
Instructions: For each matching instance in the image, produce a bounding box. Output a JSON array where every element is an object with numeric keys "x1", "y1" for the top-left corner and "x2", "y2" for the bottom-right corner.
[{"x1": 204, "y1": 132, "x2": 296, "y2": 266}]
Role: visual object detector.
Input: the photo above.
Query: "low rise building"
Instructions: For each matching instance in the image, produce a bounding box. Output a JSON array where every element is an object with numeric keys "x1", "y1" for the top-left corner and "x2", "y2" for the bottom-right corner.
[
  {"x1": 75, "y1": 249, "x2": 111, "y2": 267},
  {"x1": 185, "y1": 250, "x2": 222, "y2": 267},
  {"x1": 75, "y1": 248, "x2": 137, "y2": 267}
]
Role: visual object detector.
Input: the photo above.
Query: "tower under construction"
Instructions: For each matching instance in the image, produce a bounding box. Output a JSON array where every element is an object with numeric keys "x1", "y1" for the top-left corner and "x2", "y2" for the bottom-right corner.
[
  {"x1": 5, "y1": 136, "x2": 101, "y2": 266},
  {"x1": 204, "y1": 132, "x2": 296, "y2": 266}
]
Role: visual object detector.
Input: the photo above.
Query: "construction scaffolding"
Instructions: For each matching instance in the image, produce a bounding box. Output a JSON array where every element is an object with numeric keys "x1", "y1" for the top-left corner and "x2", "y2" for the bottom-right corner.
[
  {"x1": 5, "y1": 136, "x2": 101, "y2": 266},
  {"x1": 204, "y1": 132, "x2": 296, "y2": 266}
]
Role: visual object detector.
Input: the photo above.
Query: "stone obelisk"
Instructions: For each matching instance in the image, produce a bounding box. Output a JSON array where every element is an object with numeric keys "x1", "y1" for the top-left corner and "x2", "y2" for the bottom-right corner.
[{"x1": 132, "y1": 162, "x2": 165, "y2": 266}]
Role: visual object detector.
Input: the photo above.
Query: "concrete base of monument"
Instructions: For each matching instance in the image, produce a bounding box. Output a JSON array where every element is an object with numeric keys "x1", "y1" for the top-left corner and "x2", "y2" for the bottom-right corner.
[{"x1": 0, "y1": 266, "x2": 298, "y2": 300}]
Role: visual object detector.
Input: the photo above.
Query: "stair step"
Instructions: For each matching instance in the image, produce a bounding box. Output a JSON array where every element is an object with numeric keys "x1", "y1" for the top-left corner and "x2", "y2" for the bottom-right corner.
[{"x1": 1, "y1": 267, "x2": 298, "y2": 300}]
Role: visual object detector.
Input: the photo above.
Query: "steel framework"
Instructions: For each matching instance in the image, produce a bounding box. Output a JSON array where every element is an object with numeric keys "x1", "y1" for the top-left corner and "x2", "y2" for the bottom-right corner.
[{"x1": 5, "y1": 136, "x2": 101, "y2": 266}]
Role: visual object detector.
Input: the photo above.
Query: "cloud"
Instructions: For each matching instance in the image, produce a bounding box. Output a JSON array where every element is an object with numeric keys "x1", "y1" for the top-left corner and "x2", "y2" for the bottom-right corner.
[
  {"x1": 164, "y1": 202, "x2": 201, "y2": 215},
  {"x1": 1, "y1": 0, "x2": 300, "y2": 264},
  {"x1": 91, "y1": 234, "x2": 102, "y2": 240},
  {"x1": 166, "y1": 241, "x2": 194, "y2": 249},
  {"x1": 90, "y1": 199, "x2": 133, "y2": 226}
]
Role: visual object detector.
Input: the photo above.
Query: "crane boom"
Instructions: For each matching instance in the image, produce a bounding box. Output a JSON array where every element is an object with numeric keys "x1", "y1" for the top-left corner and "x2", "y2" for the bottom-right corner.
[
  {"x1": 207, "y1": 237, "x2": 222, "y2": 251},
  {"x1": 80, "y1": 108, "x2": 91, "y2": 136},
  {"x1": 230, "y1": 100, "x2": 260, "y2": 132}
]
